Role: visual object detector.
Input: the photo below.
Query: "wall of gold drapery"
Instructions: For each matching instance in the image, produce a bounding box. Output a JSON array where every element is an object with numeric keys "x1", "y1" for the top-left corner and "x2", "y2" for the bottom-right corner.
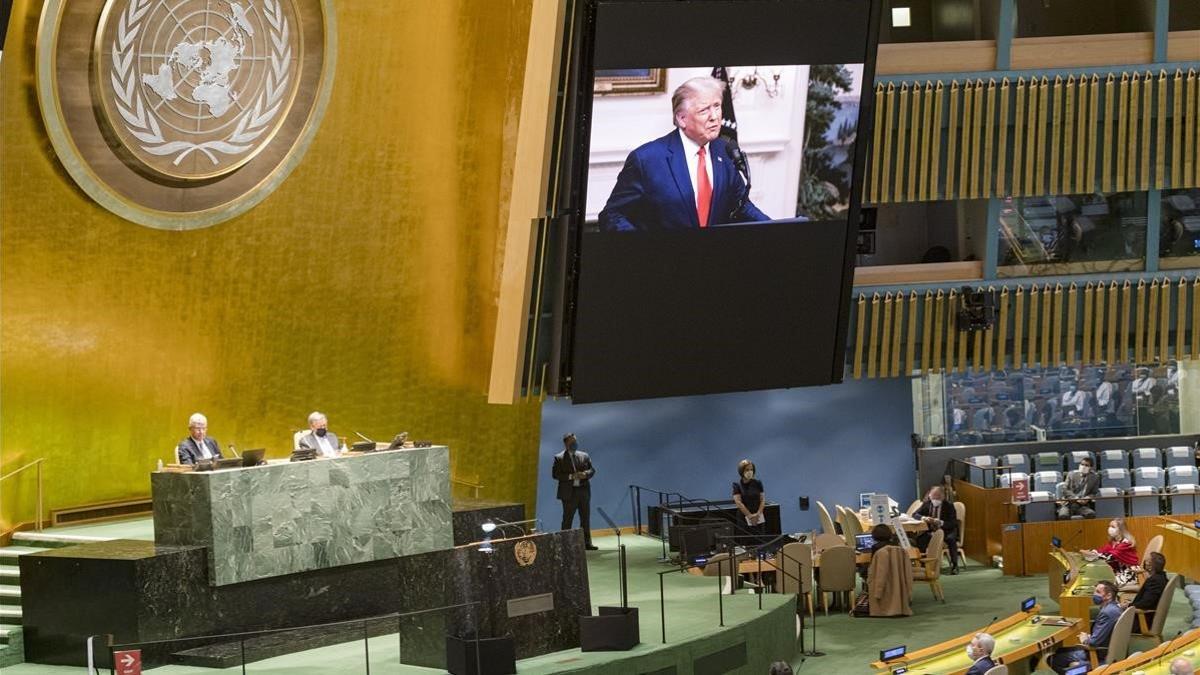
[
  {"x1": 0, "y1": 0, "x2": 541, "y2": 531},
  {"x1": 851, "y1": 275, "x2": 1200, "y2": 378},
  {"x1": 866, "y1": 67, "x2": 1200, "y2": 204}
]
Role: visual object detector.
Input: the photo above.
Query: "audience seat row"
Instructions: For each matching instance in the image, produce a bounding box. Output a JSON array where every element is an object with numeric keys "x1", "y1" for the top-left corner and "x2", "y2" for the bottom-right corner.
[{"x1": 966, "y1": 446, "x2": 1194, "y2": 487}]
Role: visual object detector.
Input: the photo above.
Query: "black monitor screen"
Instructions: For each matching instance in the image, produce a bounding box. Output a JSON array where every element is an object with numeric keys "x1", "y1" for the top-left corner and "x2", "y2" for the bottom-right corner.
[
  {"x1": 566, "y1": 0, "x2": 880, "y2": 402},
  {"x1": 880, "y1": 645, "x2": 906, "y2": 662},
  {"x1": 1021, "y1": 596, "x2": 1036, "y2": 612}
]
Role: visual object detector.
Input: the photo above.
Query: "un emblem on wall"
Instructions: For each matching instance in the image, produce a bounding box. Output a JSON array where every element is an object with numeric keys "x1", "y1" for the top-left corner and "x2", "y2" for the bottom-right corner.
[{"x1": 36, "y1": 0, "x2": 335, "y2": 229}]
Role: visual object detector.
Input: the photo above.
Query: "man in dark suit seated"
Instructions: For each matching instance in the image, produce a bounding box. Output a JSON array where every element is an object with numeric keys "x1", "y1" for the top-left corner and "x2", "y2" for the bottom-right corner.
[
  {"x1": 913, "y1": 485, "x2": 961, "y2": 574},
  {"x1": 1058, "y1": 456, "x2": 1101, "y2": 519},
  {"x1": 965, "y1": 633, "x2": 997, "y2": 675},
  {"x1": 598, "y1": 76, "x2": 771, "y2": 232},
  {"x1": 1121, "y1": 551, "x2": 1167, "y2": 627},
  {"x1": 1049, "y1": 580, "x2": 1122, "y2": 673},
  {"x1": 176, "y1": 412, "x2": 223, "y2": 465},
  {"x1": 552, "y1": 433, "x2": 598, "y2": 551}
]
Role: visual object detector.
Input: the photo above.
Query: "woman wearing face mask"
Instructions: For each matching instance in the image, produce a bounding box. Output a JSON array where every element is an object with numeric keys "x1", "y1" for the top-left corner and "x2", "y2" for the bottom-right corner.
[
  {"x1": 732, "y1": 459, "x2": 766, "y2": 538},
  {"x1": 1086, "y1": 517, "x2": 1139, "y2": 578}
]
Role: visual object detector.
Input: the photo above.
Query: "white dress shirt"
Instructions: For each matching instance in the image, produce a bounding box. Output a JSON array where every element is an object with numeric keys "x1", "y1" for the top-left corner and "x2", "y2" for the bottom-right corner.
[
  {"x1": 195, "y1": 437, "x2": 213, "y2": 460},
  {"x1": 678, "y1": 129, "x2": 713, "y2": 208},
  {"x1": 315, "y1": 433, "x2": 337, "y2": 458}
]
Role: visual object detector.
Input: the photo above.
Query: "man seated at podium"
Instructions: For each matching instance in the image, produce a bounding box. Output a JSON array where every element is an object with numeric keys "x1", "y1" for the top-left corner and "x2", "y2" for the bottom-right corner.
[
  {"x1": 297, "y1": 411, "x2": 342, "y2": 458},
  {"x1": 176, "y1": 412, "x2": 223, "y2": 465}
]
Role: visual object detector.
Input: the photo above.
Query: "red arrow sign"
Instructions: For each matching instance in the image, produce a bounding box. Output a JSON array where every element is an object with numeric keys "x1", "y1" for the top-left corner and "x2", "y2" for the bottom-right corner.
[{"x1": 114, "y1": 649, "x2": 141, "y2": 675}]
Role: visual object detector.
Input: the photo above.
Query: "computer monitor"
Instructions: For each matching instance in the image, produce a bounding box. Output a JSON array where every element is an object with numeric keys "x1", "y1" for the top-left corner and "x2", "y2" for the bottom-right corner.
[
  {"x1": 241, "y1": 448, "x2": 265, "y2": 467},
  {"x1": 1051, "y1": 536, "x2": 1062, "y2": 549},
  {"x1": 1021, "y1": 596, "x2": 1036, "y2": 612},
  {"x1": 859, "y1": 492, "x2": 873, "y2": 509},
  {"x1": 855, "y1": 533, "x2": 876, "y2": 552},
  {"x1": 1063, "y1": 665, "x2": 1089, "y2": 675},
  {"x1": 879, "y1": 645, "x2": 906, "y2": 662}
]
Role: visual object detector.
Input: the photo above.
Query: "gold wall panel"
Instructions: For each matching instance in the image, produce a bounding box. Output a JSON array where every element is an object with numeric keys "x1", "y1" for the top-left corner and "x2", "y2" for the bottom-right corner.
[{"x1": 1, "y1": 0, "x2": 541, "y2": 529}]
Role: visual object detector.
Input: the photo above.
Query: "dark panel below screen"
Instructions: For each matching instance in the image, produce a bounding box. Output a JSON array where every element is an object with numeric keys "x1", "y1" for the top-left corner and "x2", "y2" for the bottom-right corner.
[
  {"x1": 571, "y1": 222, "x2": 848, "y2": 403},
  {"x1": 594, "y1": 0, "x2": 873, "y2": 69}
]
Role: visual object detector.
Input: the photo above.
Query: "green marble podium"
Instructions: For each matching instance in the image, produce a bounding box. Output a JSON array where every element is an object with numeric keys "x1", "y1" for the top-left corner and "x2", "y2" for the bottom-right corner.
[{"x1": 151, "y1": 446, "x2": 454, "y2": 585}]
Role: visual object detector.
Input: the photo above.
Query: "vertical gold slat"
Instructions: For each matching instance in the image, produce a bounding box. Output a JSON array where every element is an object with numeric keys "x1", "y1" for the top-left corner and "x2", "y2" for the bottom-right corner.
[
  {"x1": 982, "y1": 286, "x2": 994, "y2": 372},
  {"x1": 933, "y1": 289, "x2": 946, "y2": 372},
  {"x1": 946, "y1": 81, "x2": 961, "y2": 199},
  {"x1": 1147, "y1": 279, "x2": 1160, "y2": 363},
  {"x1": 1062, "y1": 75, "x2": 1076, "y2": 195},
  {"x1": 1106, "y1": 282, "x2": 1119, "y2": 364},
  {"x1": 1173, "y1": 70, "x2": 1184, "y2": 188},
  {"x1": 905, "y1": 292, "x2": 918, "y2": 375},
  {"x1": 1160, "y1": 278, "x2": 1171, "y2": 362},
  {"x1": 1093, "y1": 280, "x2": 1106, "y2": 363},
  {"x1": 1066, "y1": 283, "x2": 1078, "y2": 366},
  {"x1": 1103, "y1": 74, "x2": 1116, "y2": 193},
  {"x1": 1194, "y1": 71, "x2": 1200, "y2": 186},
  {"x1": 1041, "y1": 282, "x2": 1053, "y2": 367},
  {"x1": 1035, "y1": 77, "x2": 1049, "y2": 195},
  {"x1": 1025, "y1": 78, "x2": 1039, "y2": 197},
  {"x1": 1050, "y1": 283, "x2": 1063, "y2": 366},
  {"x1": 973, "y1": 321, "x2": 983, "y2": 373},
  {"x1": 1116, "y1": 72, "x2": 1130, "y2": 193},
  {"x1": 1049, "y1": 75, "x2": 1063, "y2": 195},
  {"x1": 1028, "y1": 285, "x2": 1040, "y2": 366},
  {"x1": 1186, "y1": 69, "x2": 1197, "y2": 188},
  {"x1": 1075, "y1": 76, "x2": 1089, "y2": 194},
  {"x1": 1120, "y1": 281, "x2": 1132, "y2": 364},
  {"x1": 957, "y1": 316, "x2": 968, "y2": 374},
  {"x1": 1156, "y1": 71, "x2": 1168, "y2": 189},
  {"x1": 970, "y1": 78, "x2": 985, "y2": 198},
  {"x1": 894, "y1": 83, "x2": 909, "y2": 203},
  {"x1": 890, "y1": 293, "x2": 904, "y2": 377},
  {"x1": 907, "y1": 83, "x2": 921, "y2": 202},
  {"x1": 870, "y1": 83, "x2": 885, "y2": 203},
  {"x1": 1013, "y1": 77, "x2": 1027, "y2": 197},
  {"x1": 920, "y1": 82, "x2": 935, "y2": 201},
  {"x1": 1082, "y1": 282, "x2": 1094, "y2": 365},
  {"x1": 1177, "y1": 279, "x2": 1189, "y2": 360},
  {"x1": 1193, "y1": 278, "x2": 1200, "y2": 360},
  {"x1": 880, "y1": 292, "x2": 894, "y2": 377},
  {"x1": 880, "y1": 83, "x2": 896, "y2": 204},
  {"x1": 921, "y1": 291, "x2": 934, "y2": 373},
  {"x1": 853, "y1": 294, "x2": 866, "y2": 378},
  {"x1": 947, "y1": 290, "x2": 959, "y2": 373},
  {"x1": 931, "y1": 82, "x2": 945, "y2": 199},
  {"x1": 1126, "y1": 72, "x2": 1139, "y2": 192},
  {"x1": 1014, "y1": 286, "x2": 1026, "y2": 368},
  {"x1": 982, "y1": 79, "x2": 996, "y2": 198},
  {"x1": 997, "y1": 78, "x2": 1010, "y2": 197},
  {"x1": 1087, "y1": 75, "x2": 1100, "y2": 194},
  {"x1": 1140, "y1": 71, "x2": 1152, "y2": 190},
  {"x1": 960, "y1": 80, "x2": 975, "y2": 200},
  {"x1": 997, "y1": 287, "x2": 1010, "y2": 369},
  {"x1": 867, "y1": 293, "x2": 881, "y2": 378},
  {"x1": 1135, "y1": 279, "x2": 1147, "y2": 363}
]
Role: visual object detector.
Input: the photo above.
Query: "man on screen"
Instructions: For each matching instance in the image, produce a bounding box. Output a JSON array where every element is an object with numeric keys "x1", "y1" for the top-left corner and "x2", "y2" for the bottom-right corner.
[{"x1": 598, "y1": 76, "x2": 770, "y2": 231}]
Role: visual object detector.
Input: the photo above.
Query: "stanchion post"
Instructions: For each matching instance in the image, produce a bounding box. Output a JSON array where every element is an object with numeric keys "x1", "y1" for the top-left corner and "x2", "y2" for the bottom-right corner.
[
  {"x1": 240, "y1": 638, "x2": 246, "y2": 675},
  {"x1": 659, "y1": 574, "x2": 667, "y2": 643},
  {"x1": 362, "y1": 620, "x2": 370, "y2": 675}
]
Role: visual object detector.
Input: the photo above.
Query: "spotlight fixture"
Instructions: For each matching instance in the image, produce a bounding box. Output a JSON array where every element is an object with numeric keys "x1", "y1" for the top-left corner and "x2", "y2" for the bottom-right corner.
[{"x1": 891, "y1": 6, "x2": 911, "y2": 27}]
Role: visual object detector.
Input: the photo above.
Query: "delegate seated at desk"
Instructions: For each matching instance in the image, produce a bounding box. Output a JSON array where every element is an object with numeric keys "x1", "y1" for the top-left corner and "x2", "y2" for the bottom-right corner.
[
  {"x1": 1049, "y1": 580, "x2": 1120, "y2": 674},
  {"x1": 913, "y1": 485, "x2": 960, "y2": 574},
  {"x1": 965, "y1": 633, "x2": 998, "y2": 675},
  {"x1": 176, "y1": 412, "x2": 223, "y2": 464},
  {"x1": 297, "y1": 411, "x2": 342, "y2": 458},
  {"x1": 1120, "y1": 551, "x2": 1167, "y2": 624},
  {"x1": 1058, "y1": 456, "x2": 1100, "y2": 519}
]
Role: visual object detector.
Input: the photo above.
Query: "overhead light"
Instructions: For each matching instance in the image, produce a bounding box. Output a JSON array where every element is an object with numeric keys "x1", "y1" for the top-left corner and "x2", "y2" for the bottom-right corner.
[{"x1": 892, "y1": 6, "x2": 912, "y2": 27}]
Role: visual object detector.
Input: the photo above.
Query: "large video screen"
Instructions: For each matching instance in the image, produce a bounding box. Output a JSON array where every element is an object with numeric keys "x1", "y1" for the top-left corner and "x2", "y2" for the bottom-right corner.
[{"x1": 567, "y1": 0, "x2": 879, "y2": 402}]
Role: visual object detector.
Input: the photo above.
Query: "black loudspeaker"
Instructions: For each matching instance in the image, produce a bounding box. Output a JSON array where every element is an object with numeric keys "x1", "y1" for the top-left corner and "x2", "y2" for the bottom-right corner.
[
  {"x1": 799, "y1": 496, "x2": 810, "y2": 511},
  {"x1": 579, "y1": 606, "x2": 640, "y2": 651},
  {"x1": 445, "y1": 635, "x2": 516, "y2": 675}
]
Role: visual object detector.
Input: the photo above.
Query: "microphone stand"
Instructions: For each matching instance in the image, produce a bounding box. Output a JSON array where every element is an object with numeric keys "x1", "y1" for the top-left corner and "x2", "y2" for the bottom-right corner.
[{"x1": 726, "y1": 142, "x2": 751, "y2": 222}]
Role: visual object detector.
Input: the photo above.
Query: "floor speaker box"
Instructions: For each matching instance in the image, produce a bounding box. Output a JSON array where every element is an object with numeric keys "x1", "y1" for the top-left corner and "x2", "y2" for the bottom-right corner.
[
  {"x1": 445, "y1": 635, "x2": 516, "y2": 675},
  {"x1": 579, "y1": 606, "x2": 639, "y2": 651}
]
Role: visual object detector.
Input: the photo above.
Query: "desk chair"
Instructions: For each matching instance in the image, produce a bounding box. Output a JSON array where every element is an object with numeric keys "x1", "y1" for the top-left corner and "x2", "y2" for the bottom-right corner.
[
  {"x1": 1101, "y1": 468, "x2": 1132, "y2": 490},
  {"x1": 983, "y1": 666, "x2": 1008, "y2": 675},
  {"x1": 912, "y1": 529, "x2": 945, "y2": 602},
  {"x1": 1093, "y1": 487, "x2": 1126, "y2": 519},
  {"x1": 775, "y1": 542, "x2": 815, "y2": 616},
  {"x1": 866, "y1": 545, "x2": 912, "y2": 617},
  {"x1": 841, "y1": 510, "x2": 865, "y2": 547},
  {"x1": 1085, "y1": 606, "x2": 1138, "y2": 668},
  {"x1": 941, "y1": 501, "x2": 967, "y2": 569},
  {"x1": 905, "y1": 500, "x2": 922, "y2": 517},
  {"x1": 816, "y1": 501, "x2": 837, "y2": 537},
  {"x1": 293, "y1": 429, "x2": 307, "y2": 450},
  {"x1": 1132, "y1": 447, "x2": 1162, "y2": 469},
  {"x1": 701, "y1": 551, "x2": 746, "y2": 592},
  {"x1": 1098, "y1": 449, "x2": 1129, "y2": 471},
  {"x1": 1000, "y1": 453, "x2": 1030, "y2": 475},
  {"x1": 1132, "y1": 573, "x2": 1182, "y2": 645},
  {"x1": 815, "y1": 545, "x2": 856, "y2": 615},
  {"x1": 1034, "y1": 451, "x2": 1064, "y2": 473},
  {"x1": 1165, "y1": 446, "x2": 1193, "y2": 467},
  {"x1": 813, "y1": 533, "x2": 843, "y2": 554}
]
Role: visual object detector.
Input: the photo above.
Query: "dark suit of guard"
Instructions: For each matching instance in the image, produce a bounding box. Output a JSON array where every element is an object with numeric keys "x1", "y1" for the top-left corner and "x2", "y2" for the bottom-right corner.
[
  {"x1": 965, "y1": 656, "x2": 996, "y2": 675},
  {"x1": 177, "y1": 436, "x2": 222, "y2": 465},
  {"x1": 913, "y1": 498, "x2": 961, "y2": 571},
  {"x1": 598, "y1": 131, "x2": 771, "y2": 232},
  {"x1": 553, "y1": 438, "x2": 596, "y2": 549}
]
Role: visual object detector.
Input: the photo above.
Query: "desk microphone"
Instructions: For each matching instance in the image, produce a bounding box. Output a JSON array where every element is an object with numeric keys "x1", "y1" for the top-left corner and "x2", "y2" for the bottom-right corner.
[
  {"x1": 1063, "y1": 527, "x2": 1085, "y2": 552},
  {"x1": 1152, "y1": 629, "x2": 1186, "y2": 672},
  {"x1": 227, "y1": 444, "x2": 240, "y2": 458},
  {"x1": 354, "y1": 431, "x2": 375, "y2": 444}
]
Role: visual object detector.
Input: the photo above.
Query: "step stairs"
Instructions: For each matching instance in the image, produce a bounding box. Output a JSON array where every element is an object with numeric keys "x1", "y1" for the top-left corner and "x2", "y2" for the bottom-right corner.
[{"x1": 0, "y1": 531, "x2": 110, "y2": 667}]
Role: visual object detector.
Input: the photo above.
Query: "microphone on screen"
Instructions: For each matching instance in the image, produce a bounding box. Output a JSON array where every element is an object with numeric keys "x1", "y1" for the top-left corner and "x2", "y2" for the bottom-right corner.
[{"x1": 725, "y1": 140, "x2": 750, "y2": 183}]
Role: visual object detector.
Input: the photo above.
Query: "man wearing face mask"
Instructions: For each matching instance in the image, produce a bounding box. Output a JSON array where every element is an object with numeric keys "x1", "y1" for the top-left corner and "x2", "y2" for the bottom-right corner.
[
  {"x1": 913, "y1": 485, "x2": 961, "y2": 574},
  {"x1": 1060, "y1": 380, "x2": 1089, "y2": 417},
  {"x1": 298, "y1": 411, "x2": 342, "y2": 458},
  {"x1": 1058, "y1": 456, "x2": 1101, "y2": 519},
  {"x1": 1049, "y1": 580, "x2": 1121, "y2": 673},
  {"x1": 964, "y1": 633, "x2": 996, "y2": 675},
  {"x1": 553, "y1": 433, "x2": 598, "y2": 551}
]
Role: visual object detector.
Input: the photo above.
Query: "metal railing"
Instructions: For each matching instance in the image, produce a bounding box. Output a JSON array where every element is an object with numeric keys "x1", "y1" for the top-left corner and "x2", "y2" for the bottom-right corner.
[{"x1": 1, "y1": 458, "x2": 46, "y2": 532}]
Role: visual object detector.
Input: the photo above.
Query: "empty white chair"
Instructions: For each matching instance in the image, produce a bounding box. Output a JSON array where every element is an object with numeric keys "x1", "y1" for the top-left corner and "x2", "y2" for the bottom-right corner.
[
  {"x1": 1094, "y1": 487, "x2": 1126, "y2": 519},
  {"x1": 1167, "y1": 467, "x2": 1200, "y2": 515},
  {"x1": 1102, "y1": 468, "x2": 1132, "y2": 490},
  {"x1": 1000, "y1": 453, "x2": 1030, "y2": 475},
  {"x1": 1034, "y1": 452, "x2": 1064, "y2": 473},
  {"x1": 1134, "y1": 467, "x2": 1166, "y2": 489},
  {"x1": 1033, "y1": 470, "x2": 1063, "y2": 493},
  {"x1": 1165, "y1": 446, "x2": 1193, "y2": 467},
  {"x1": 1025, "y1": 491, "x2": 1057, "y2": 522},
  {"x1": 1132, "y1": 447, "x2": 1162, "y2": 469},
  {"x1": 1099, "y1": 449, "x2": 1129, "y2": 471},
  {"x1": 967, "y1": 455, "x2": 997, "y2": 487}
]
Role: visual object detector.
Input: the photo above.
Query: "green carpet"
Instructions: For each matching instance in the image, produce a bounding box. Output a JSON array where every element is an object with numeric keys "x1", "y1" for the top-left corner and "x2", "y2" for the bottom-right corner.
[{"x1": 8, "y1": 521, "x2": 1198, "y2": 674}]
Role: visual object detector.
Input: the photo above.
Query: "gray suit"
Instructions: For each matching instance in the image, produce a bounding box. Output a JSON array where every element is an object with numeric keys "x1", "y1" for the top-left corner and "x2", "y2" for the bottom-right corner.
[
  {"x1": 298, "y1": 431, "x2": 341, "y2": 456},
  {"x1": 1058, "y1": 469, "x2": 1101, "y2": 519}
]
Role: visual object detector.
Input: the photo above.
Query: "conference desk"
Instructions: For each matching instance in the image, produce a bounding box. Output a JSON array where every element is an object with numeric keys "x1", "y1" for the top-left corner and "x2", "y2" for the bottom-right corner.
[
  {"x1": 1048, "y1": 550, "x2": 1115, "y2": 635},
  {"x1": 1092, "y1": 626, "x2": 1200, "y2": 674},
  {"x1": 1158, "y1": 520, "x2": 1200, "y2": 582},
  {"x1": 870, "y1": 608, "x2": 1080, "y2": 674},
  {"x1": 855, "y1": 512, "x2": 931, "y2": 534}
]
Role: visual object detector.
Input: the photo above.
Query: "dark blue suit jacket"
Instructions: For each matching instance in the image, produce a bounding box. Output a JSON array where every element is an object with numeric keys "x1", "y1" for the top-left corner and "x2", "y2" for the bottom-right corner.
[
  {"x1": 598, "y1": 131, "x2": 771, "y2": 231},
  {"x1": 965, "y1": 656, "x2": 996, "y2": 675}
]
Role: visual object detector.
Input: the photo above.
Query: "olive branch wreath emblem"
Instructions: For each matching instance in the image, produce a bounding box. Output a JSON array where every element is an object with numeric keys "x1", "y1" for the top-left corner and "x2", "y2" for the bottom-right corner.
[{"x1": 109, "y1": 0, "x2": 291, "y2": 167}]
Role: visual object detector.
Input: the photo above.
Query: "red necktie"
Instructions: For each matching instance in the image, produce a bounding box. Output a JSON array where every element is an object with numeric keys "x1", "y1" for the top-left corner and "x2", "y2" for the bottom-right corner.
[{"x1": 696, "y1": 145, "x2": 711, "y2": 228}]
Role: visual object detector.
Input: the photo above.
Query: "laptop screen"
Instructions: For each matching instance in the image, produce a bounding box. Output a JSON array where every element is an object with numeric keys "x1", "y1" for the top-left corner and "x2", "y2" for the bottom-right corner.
[{"x1": 855, "y1": 533, "x2": 875, "y2": 551}]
